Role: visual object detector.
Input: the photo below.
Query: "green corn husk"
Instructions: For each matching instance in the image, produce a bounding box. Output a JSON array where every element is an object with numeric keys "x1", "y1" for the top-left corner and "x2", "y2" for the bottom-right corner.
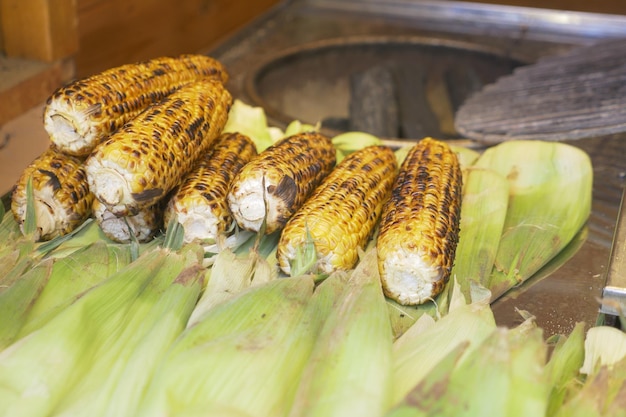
[
  {"x1": 0, "y1": 258, "x2": 53, "y2": 349},
  {"x1": 472, "y1": 140, "x2": 593, "y2": 300},
  {"x1": 384, "y1": 343, "x2": 469, "y2": 417},
  {"x1": 187, "y1": 231, "x2": 280, "y2": 327},
  {"x1": 186, "y1": 248, "x2": 257, "y2": 327},
  {"x1": 18, "y1": 240, "x2": 136, "y2": 338},
  {"x1": 0, "y1": 245, "x2": 202, "y2": 417},
  {"x1": 544, "y1": 322, "x2": 586, "y2": 416},
  {"x1": 222, "y1": 99, "x2": 276, "y2": 152},
  {"x1": 287, "y1": 248, "x2": 393, "y2": 417},
  {"x1": 0, "y1": 243, "x2": 35, "y2": 288},
  {"x1": 555, "y1": 327, "x2": 626, "y2": 417},
  {"x1": 450, "y1": 144, "x2": 480, "y2": 170},
  {"x1": 388, "y1": 318, "x2": 550, "y2": 417},
  {"x1": 50, "y1": 247, "x2": 205, "y2": 417},
  {"x1": 332, "y1": 131, "x2": 382, "y2": 163},
  {"x1": 449, "y1": 167, "x2": 509, "y2": 302},
  {"x1": 390, "y1": 281, "x2": 497, "y2": 406},
  {"x1": 0, "y1": 211, "x2": 22, "y2": 248},
  {"x1": 137, "y1": 276, "x2": 325, "y2": 417},
  {"x1": 580, "y1": 325, "x2": 626, "y2": 376}
]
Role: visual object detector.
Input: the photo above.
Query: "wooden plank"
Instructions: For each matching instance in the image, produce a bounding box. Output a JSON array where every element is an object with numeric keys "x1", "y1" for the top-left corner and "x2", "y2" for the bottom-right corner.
[
  {"x1": 0, "y1": 0, "x2": 78, "y2": 61},
  {"x1": 0, "y1": 56, "x2": 74, "y2": 126},
  {"x1": 75, "y1": 0, "x2": 282, "y2": 78},
  {"x1": 0, "y1": 1, "x2": 4, "y2": 52},
  {"x1": 0, "y1": 103, "x2": 51, "y2": 196}
]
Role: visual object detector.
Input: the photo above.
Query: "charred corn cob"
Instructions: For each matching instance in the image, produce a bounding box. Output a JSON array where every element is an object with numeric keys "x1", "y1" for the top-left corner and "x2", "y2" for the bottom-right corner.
[
  {"x1": 164, "y1": 132, "x2": 258, "y2": 244},
  {"x1": 85, "y1": 78, "x2": 232, "y2": 217},
  {"x1": 44, "y1": 54, "x2": 228, "y2": 156},
  {"x1": 11, "y1": 147, "x2": 94, "y2": 241},
  {"x1": 277, "y1": 145, "x2": 397, "y2": 275},
  {"x1": 376, "y1": 137, "x2": 462, "y2": 305},
  {"x1": 227, "y1": 132, "x2": 336, "y2": 234},
  {"x1": 92, "y1": 198, "x2": 163, "y2": 243}
]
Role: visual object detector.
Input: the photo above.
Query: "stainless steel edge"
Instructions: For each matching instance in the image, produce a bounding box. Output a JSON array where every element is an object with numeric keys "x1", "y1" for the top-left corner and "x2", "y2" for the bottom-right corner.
[
  {"x1": 600, "y1": 188, "x2": 626, "y2": 317},
  {"x1": 306, "y1": 0, "x2": 626, "y2": 44}
]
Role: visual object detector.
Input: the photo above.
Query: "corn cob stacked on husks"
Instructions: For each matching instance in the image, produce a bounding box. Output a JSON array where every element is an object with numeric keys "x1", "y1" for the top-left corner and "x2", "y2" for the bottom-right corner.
[
  {"x1": 85, "y1": 78, "x2": 232, "y2": 217},
  {"x1": 11, "y1": 146, "x2": 94, "y2": 241},
  {"x1": 227, "y1": 131, "x2": 336, "y2": 234},
  {"x1": 377, "y1": 137, "x2": 463, "y2": 305},
  {"x1": 277, "y1": 145, "x2": 397, "y2": 275},
  {"x1": 44, "y1": 54, "x2": 228, "y2": 157},
  {"x1": 164, "y1": 132, "x2": 258, "y2": 245}
]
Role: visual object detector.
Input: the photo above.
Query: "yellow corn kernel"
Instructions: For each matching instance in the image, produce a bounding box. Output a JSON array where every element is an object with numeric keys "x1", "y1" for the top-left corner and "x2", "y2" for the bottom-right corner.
[
  {"x1": 11, "y1": 147, "x2": 94, "y2": 241},
  {"x1": 164, "y1": 132, "x2": 258, "y2": 244},
  {"x1": 44, "y1": 54, "x2": 228, "y2": 156},
  {"x1": 85, "y1": 78, "x2": 232, "y2": 217},
  {"x1": 376, "y1": 137, "x2": 462, "y2": 305},
  {"x1": 277, "y1": 145, "x2": 397, "y2": 275},
  {"x1": 227, "y1": 132, "x2": 336, "y2": 234}
]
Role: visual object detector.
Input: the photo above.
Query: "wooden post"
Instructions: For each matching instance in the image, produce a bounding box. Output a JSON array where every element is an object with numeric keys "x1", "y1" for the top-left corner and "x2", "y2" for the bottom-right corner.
[{"x1": 0, "y1": 0, "x2": 78, "y2": 61}]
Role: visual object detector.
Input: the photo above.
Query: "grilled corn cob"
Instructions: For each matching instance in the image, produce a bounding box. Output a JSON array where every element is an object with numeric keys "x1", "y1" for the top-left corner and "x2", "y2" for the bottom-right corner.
[
  {"x1": 277, "y1": 145, "x2": 397, "y2": 275},
  {"x1": 376, "y1": 137, "x2": 462, "y2": 305},
  {"x1": 11, "y1": 147, "x2": 94, "y2": 241},
  {"x1": 227, "y1": 132, "x2": 336, "y2": 234},
  {"x1": 44, "y1": 54, "x2": 228, "y2": 156},
  {"x1": 92, "y1": 198, "x2": 163, "y2": 243},
  {"x1": 85, "y1": 78, "x2": 232, "y2": 217},
  {"x1": 164, "y1": 132, "x2": 258, "y2": 244}
]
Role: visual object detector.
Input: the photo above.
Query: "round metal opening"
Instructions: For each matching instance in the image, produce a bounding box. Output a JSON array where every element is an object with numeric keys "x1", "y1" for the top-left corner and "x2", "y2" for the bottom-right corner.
[{"x1": 244, "y1": 35, "x2": 528, "y2": 140}]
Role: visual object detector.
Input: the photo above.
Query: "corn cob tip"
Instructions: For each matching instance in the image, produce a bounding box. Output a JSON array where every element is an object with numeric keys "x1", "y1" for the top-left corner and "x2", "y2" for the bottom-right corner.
[
  {"x1": 227, "y1": 132, "x2": 336, "y2": 234},
  {"x1": 87, "y1": 163, "x2": 151, "y2": 215},
  {"x1": 227, "y1": 172, "x2": 289, "y2": 232},
  {"x1": 45, "y1": 110, "x2": 93, "y2": 152},
  {"x1": 380, "y1": 252, "x2": 446, "y2": 305},
  {"x1": 164, "y1": 132, "x2": 258, "y2": 244},
  {"x1": 11, "y1": 147, "x2": 94, "y2": 241},
  {"x1": 93, "y1": 198, "x2": 162, "y2": 243}
]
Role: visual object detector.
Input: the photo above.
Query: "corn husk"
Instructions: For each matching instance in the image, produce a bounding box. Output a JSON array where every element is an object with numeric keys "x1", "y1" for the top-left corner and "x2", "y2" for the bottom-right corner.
[
  {"x1": 0, "y1": 210, "x2": 22, "y2": 248},
  {"x1": 0, "y1": 258, "x2": 53, "y2": 349},
  {"x1": 449, "y1": 167, "x2": 509, "y2": 302},
  {"x1": 51, "y1": 247, "x2": 205, "y2": 417},
  {"x1": 287, "y1": 248, "x2": 393, "y2": 417},
  {"x1": 331, "y1": 131, "x2": 382, "y2": 163},
  {"x1": 0, "y1": 244, "x2": 202, "y2": 417},
  {"x1": 390, "y1": 281, "x2": 497, "y2": 405},
  {"x1": 473, "y1": 140, "x2": 593, "y2": 300},
  {"x1": 580, "y1": 326, "x2": 626, "y2": 375},
  {"x1": 556, "y1": 330, "x2": 626, "y2": 417},
  {"x1": 187, "y1": 231, "x2": 280, "y2": 327},
  {"x1": 223, "y1": 99, "x2": 276, "y2": 151},
  {"x1": 451, "y1": 144, "x2": 480, "y2": 170},
  {"x1": 388, "y1": 316, "x2": 550, "y2": 417},
  {"x1": 384, "y1": 342, "x2": 468, "y2": 417},
  {"x1": 544, "y1": 322, "x2": 586, "y2": 416},
  {"x1": 137, "y1": 276, "x2": 323, "y2": 417},
  {"x1": 186, "y1": 248, "x2": 256, "y2": 327},
  {"x1": 18, "y1": 241, "x2": 134, "y2": 337}
]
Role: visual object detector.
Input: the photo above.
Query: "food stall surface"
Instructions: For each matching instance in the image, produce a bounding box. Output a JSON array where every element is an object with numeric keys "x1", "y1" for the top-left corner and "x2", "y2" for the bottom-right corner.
[{"x1": 203, "y1": 0, "x2": 626, "y2": 335}]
